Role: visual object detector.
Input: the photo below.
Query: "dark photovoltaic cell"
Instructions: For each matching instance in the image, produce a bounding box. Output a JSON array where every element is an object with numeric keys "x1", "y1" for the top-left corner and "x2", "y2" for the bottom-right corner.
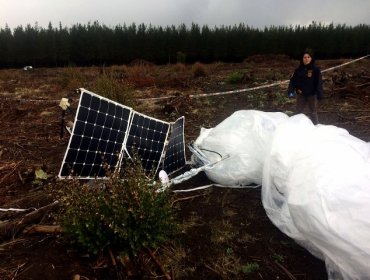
[
  {"x1": 125, "y1": 112, "x2": 170, "y2": 174},
  {"x1": 163, "y1": 117, "x2": 186, "y2": 174},
  {"x1": 59, "y1": 89, "x2": 132, "y2": 178}
]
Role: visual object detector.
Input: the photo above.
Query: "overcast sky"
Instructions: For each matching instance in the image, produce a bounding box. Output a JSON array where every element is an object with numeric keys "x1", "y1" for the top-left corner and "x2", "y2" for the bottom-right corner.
[{"x1": 1, "y1": 0, "x2": 370, "y2": 30}]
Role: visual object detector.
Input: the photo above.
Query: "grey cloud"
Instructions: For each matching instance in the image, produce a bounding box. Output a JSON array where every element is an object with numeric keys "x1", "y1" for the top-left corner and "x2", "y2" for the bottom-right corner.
[{"x1": 0, "y1": 0, "x2": 369, "y2": 29}]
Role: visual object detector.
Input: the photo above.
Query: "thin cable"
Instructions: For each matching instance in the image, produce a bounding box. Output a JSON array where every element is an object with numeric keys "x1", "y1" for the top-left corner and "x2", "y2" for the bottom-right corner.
[
  {"x1": 199, "y1": 148, "x2": 223, "y2": 159},
  {"x1": 172, "y1": 183, "x2": 261, "y2": 193}
]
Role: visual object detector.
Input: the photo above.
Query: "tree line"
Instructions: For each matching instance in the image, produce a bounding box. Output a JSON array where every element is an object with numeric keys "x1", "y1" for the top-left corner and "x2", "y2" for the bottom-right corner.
[{"x1": 0, "y1": 21, "x2": 369, "y2": 68}]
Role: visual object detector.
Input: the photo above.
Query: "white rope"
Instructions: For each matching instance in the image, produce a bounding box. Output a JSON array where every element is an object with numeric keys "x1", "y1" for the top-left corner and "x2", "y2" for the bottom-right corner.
[
  {"x1": 0, "y1": 207, "x2": 35, "y2": 212},
  {"x1": 0, "y1": 97, "x2": 60, "y2": 103},
  {"x1": 321, "y1": 54, "x2": 369, "y2": 73},
  {"x1": 136, "y1": 80, "x2": 289, "y2": 102},
  {"x1": 190, "y1": 80, "x2": 289, "y2": 99},
  {"x1": 137, "y1": 95, "x2": 176, "y2": 102},
  {"x1": 137, "y1": 54, "x2": 370, "y2": 102},
  {"x1": 172, "y1": 183, "x2": 261, "y2": 193}
]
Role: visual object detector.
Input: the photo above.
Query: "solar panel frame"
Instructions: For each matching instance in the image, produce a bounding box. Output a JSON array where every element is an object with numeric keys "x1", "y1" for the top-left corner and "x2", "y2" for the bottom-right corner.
[
  {"x1": 124, "y1": 111, "x2": 170, "y2": 175},
  {"x1": 59, "y1": 89, "x2": 132, "y2": 179},
  {"x1": 163, "y1": 116, "x2": 186, "y2": 175}
]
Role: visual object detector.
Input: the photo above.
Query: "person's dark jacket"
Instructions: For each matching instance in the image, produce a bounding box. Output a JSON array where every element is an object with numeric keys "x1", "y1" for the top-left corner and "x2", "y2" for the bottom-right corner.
[{"x1": 288, "y1": 61, "x2": 324, "y2": 99}]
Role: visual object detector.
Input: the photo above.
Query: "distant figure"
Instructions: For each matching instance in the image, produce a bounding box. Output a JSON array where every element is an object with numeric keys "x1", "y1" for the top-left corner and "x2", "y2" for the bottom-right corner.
[{"x1": 287, "y1": 49, "x2": 323, "y2": 124}]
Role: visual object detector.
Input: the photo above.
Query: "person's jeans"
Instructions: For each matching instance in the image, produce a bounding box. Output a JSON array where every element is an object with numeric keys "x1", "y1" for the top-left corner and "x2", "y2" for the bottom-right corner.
[{"x1": 296, "y1": 95, "x2": 318, "y2": 125}]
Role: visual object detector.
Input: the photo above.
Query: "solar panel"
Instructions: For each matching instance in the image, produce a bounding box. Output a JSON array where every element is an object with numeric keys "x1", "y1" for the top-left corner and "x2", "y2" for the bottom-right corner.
[
  {"x1": 163, "y1": 116, "x2": 186, "y2": 174},
  {"x1": 59, "y1": 89, "x2": 132, "y2": 178},
  {"x1": 59, "y1": 88, "x2": 187, "y2": 179},
  {"x1": 125, "y1": 112, "x2": 170, "y2": 174}
]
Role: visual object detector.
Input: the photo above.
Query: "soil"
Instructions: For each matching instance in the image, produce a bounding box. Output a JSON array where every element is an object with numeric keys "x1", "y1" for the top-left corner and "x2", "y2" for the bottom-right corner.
[{"x1": 0, "y1": 56, "x2": 370, "y2": 280}]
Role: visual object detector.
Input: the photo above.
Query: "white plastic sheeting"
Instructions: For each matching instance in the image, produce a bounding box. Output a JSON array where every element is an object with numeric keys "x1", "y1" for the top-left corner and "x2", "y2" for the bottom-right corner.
[
  {"x1": 192, "y1": 110, "x2": 370, "y2": 279},
  {"x1": 262, "y1": 114, "x2": 370, "y2": 280},
  {"x1": 192, "y1": 110, "x2": 288, "y2": 185}
]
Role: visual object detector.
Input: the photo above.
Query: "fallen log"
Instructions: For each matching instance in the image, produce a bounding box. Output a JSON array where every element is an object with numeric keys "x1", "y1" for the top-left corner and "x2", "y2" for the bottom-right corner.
[
  {"x1": 0, "y1": 201, "x2": 60, "y2": 240},
  {"x1": 22, "y1": 224, "x2": 62, "y2": 234}
]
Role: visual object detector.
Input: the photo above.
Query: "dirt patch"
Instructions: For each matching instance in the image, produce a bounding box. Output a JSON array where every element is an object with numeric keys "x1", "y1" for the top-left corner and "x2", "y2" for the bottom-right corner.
[{"x1": 1, "y1": 57, "x2": 370, "y2": 279}]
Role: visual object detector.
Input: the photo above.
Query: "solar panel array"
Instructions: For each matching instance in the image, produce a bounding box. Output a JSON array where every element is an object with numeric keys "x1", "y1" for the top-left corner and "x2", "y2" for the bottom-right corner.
[
  {"x1": 163, "y1": 117, "x2": 186, "y2": 175},
  {"x1": 59, "y1": 88, "x2": 186, "y2": 179}
]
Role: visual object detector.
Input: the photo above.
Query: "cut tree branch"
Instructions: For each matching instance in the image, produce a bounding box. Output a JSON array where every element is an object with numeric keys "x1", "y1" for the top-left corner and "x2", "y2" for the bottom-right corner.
[
  {"x1": 147, "y1": 248, "x2": 171, "y2": 280},
  {"x1": 0, "y1": 201, "x2": 60, "y2": 240},
  {"x1": 22, "y1": 225, "x2": 61, "y2": 234}
]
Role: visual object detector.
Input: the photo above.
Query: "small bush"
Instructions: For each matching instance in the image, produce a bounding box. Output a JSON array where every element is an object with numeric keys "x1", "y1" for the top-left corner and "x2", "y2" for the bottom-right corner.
[
  {"x1": 272, "y1": 253, "x2": 285, "y2": 262},
  {"x1": 241, "y1": 262, "x2": 260, "y2": 274},
  {"x1": 57, "y1": 67, "x2": 86, "y2": 90},
  {"x1": 227, "y1": 72, "x2": 244, "y2": 84},
  {"x1": 192, "y1": 62, "x2": 207, "y2": 78},
  {"x1": 126, "y1": 64, "x2": 156, "y2": 87},
  {"x1": 173, "y1": 62, "x2": 186, "y2": 73},
  {"x1": 264, "y1": 69, "x2": 285, "y2": 81},
  {"x1": 93, "y1": 74, "x2": 134, "y2": 106},
  {"x1": 275, "y1": 92, "x2": 291, "y2": 105},
  {"x1": 106, "y1": 64, "x2": 128, "y2": 79},
  {"x1": 54, "y1": 159, "x2": 177, "y2": 256}
]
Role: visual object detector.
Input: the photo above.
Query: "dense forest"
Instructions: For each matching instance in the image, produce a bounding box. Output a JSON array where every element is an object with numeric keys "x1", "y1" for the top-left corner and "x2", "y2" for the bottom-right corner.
[{"x1": 0, "y1": 21, "x2": 369, "y2": 68}]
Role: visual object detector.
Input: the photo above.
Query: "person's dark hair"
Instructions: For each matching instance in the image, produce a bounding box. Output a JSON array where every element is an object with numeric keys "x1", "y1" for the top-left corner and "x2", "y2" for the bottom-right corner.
[
  {"x1": 300, "y1": 48, "x2": 315, "y2": 66},
  {"x1": 303, "y1": 48, "x2": 314, "y2": 59}
]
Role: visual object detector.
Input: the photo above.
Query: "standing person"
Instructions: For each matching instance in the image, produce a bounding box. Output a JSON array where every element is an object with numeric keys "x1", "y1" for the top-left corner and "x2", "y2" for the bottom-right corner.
[{"x1": 288, "y1": 49, "x2": 323, "y2": 124}]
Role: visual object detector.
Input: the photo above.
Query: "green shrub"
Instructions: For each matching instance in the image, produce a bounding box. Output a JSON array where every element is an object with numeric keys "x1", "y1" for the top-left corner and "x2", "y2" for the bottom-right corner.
[
  {"x1": 227, "y1": 72, "x2": 244, "y2": 84},
  {"x1": 275, "y1": 92, "x2": 290, "y2": 105},
  {"x1": 241, "y1": 262, "x2": 260, "y2": 274},
  {"x1": 272, "y1": 253, "x2": 285, "y2": 262},
  {"x1": 55, "y1": 159, "x2": 177, "y2": 256},
  {"x1": 93, "y1": 74, "x2": 134, "y2": 106}
]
